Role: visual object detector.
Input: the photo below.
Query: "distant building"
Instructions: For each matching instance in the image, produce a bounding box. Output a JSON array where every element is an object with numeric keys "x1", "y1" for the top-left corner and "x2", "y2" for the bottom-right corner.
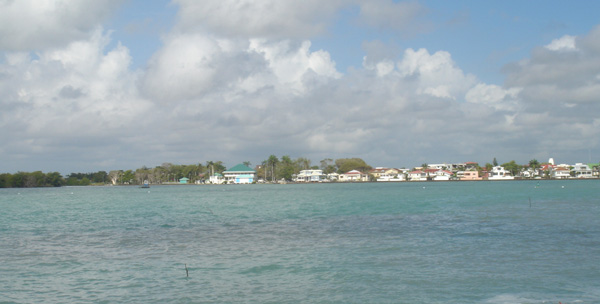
[
  {"x1": 551, "y1": 167, "x2": 570, "y2": 179},
  {"x1": 295, "y1": 170, "x2": 326, "y2": 182},
  {"x1": 179, "y1": 177, "x2": 189, "y2": 184},
  {"x1": 408, "y1": 170, "x2": 427, "y2": 181},
  {"x1": 488, "y1": 166, "x2": 514, "y2": 180},
  {"x1": 431, "y1": 169, "x2": 453, "y2": 181},
  {"x1": 460, "y1": 170, "x2": 482, "y2": 181},
  {"x1": 572, "y1": 163, "x2": 593, "y2": 178},
  {"x1": 209, "y1": 173, "x2": 224, "y2": 184},
  {"x1": 370, "y1": 168, "x2": 402, "y2": 181},
  {"x1": 223, "y1": 164, "x2": 256, "y2": 184},
  {"x1": 327, "y1": 172, "x2": 339, "y2": 181},
  {"x1": 339, "y1": 170, "x2": 369, "y2": 182}
]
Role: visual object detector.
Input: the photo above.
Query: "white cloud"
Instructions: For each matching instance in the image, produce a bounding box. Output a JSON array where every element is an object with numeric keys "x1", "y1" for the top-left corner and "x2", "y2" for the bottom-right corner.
[
  {"x1": 397, "y1": 48, "x2": 477, "y2": 100},
  {"x1": 248, "y1": 39, "x2": 342, "y2": 94},
  {"x1": 0, "y1": 28, "x2": 149, "y2": 170},
  {"x1": 142, "y1": 34, "x2": 342, "y2": 104},
  {"x1": 1, "y1": 1, "x2": 599, "y2": 173},
  {"x1": 545, "y1": 35, "x2": 577, "y2": 52},
  {"x1": 0, "y1": 0, "x2": 122, "y2": 50},
  {"x1": 465, "y1": 83, "x2": 521, "y2": 111}
]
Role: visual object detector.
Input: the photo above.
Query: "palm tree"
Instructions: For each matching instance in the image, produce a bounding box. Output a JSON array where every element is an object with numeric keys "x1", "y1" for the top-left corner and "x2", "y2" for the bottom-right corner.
[
  {"x1": 267, "y1": 155, "x2": 279, "y2": 182},
  {"x1": 528, "y1": 159, "x2": 540, "y2": 169}
]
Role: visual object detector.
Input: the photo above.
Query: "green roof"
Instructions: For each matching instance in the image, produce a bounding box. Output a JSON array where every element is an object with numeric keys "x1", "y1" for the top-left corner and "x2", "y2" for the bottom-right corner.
[{"x1": 224, "y1": 164, "x2": 256, "y2": 173}]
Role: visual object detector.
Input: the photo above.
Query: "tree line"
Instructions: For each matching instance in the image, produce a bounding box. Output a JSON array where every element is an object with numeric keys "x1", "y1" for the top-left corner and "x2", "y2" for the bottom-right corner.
[
  {"x1": 1, "y1": 156, "x2": 577, "y2": 188},
  {"x1": 0, "y1": 157, "x2": 373, "y2": 188}
]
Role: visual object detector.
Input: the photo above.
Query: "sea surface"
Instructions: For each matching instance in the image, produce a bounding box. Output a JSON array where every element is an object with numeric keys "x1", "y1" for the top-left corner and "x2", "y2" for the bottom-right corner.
[{"x1": 1, "y1": 180, "x2": 599, "y2": 303}]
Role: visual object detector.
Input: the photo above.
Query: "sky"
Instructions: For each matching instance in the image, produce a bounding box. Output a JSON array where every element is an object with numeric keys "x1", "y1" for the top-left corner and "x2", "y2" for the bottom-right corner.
[{"x1": 2, "y1": 0, "x2": 600, "y2": 174}]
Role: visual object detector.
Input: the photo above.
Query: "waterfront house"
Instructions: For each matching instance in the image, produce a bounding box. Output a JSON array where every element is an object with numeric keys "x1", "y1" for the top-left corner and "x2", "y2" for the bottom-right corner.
[
  {"x1": 540, "y1": 164, "x2": 555, "y2": 178},
  {"x1": 295, "y1": 169, "x2": 326, "y2": 182},
  {"x1": 369, "y1": 167, "x2": 387, "y2": 179},
  {"x1": 209, "y1": 173, "x2": 224, "y2": 184},
  {"x1": 431, "y1": 169, "x2": 453, "y2": 181},
  {"x1": 488, "y1": 166, "x2": 514, "y2": 180},
  {"x1": 339, "y1": 170, "x2": 369, "y2": 182},
  {"x1": 460, "y1": 170, "x2": 482, "y2": 181},
  {"x1": 427, "y1": 163, "x2": 450, "y2": 170},
  {"x1": 519, "y1": 167, "x2": 538, "y2": 179},
  {"x1": 370, "y1": 168, "x2": 402, "y2": 181},
  {"x1": 551, "y1": 167, "x2": 571, "y2": 179},
  {"x1": 408, "y1": 170, "x2": 427, "y2": 181},
  {"x1": 376, "y1": 169, "x2": 406, "y2": 181},
  {"x1": 327, "y1": 172, "x2": 339, "y2": 181},
  {"x1": 223, "y1": 164, "x2": 256, "y2": 184},
  {"x1": 572, "y1": 163, "x2": 593, "y2": 178},
  {"x1": 179, "y1": 177, "x2": 189, "y2": 184}
]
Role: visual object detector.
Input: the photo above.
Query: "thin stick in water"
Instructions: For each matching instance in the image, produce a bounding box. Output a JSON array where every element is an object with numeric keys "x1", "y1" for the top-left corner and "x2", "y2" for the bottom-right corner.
[{"x1": 185, "y1": 264, "x2": 189, "y2": 277}]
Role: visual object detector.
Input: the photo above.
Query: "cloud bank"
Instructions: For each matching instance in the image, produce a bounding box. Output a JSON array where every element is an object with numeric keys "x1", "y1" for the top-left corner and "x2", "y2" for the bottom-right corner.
[{"x1": 1, "y1": 1, "x2": 599, "y2": 173}]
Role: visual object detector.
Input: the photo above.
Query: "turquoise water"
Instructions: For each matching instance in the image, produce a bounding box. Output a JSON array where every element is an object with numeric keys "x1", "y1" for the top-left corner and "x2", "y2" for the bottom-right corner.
[{"x1": 1, "y1": 181, "x2": 599, "y2": 303}]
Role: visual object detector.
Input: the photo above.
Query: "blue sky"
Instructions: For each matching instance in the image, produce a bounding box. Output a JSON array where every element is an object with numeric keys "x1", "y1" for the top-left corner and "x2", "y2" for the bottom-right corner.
[
  {"x1": 109, "y1": 0, "x2": 600, "y2": 83},
  {"x1": 1, "y1": 0, "x2": 600, "y2": 174}
]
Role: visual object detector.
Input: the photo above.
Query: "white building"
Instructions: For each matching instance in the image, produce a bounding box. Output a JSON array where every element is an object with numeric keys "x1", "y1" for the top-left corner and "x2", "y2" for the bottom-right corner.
[
  {"x1": 223, "y1": 164, "x2": 256, "y2": 184},
  {"x1": 408, "y1": 170, "x2": 427, "y2": 181},
  {"x1": 339, "y1": 170, "x2": 369, "y2": 182},
  {"x1": 208, "y1": 173, "x2": 224, "y2": 184},
  {"x1": 327, "y1": 172, "x2": 339, "y2": 181},
  {"x1": 377, "y1": 174, "x2": 406, "y2": 182},
  {"x1": 551, "y1": 167, "x2": 571, "y2": 179},
  {"x1": 572, "y1": 163, "x2": 593, "y2": 178},
  {"x1": 427, "y1": 163, "x2": 450, "y2": 170},
  {"x1": 431, "y1": 170, "x2": 453, "y2": 181},
  {"x1": 488, "y1": 166, "x2": 515, "y2": 180},
  {"x1": 295, "y1": 169, "x2": 326, "y2": 182}
]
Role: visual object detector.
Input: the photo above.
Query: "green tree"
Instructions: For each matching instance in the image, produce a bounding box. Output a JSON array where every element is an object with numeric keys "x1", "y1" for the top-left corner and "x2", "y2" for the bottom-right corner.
[
  {"x1": 493, "y1": 157, "x2": 498, "y2": 166},
  {"x1": 501, "y1": 160, "x2": 521, "y2": 177},
  {"x1": 12, "y1": 172, "x2": 26, "y2": 187},
  {"x1": 0, "y1": 173, "x2": 11, "y2": 188},
  {"x1": 46, "y1": 172, "x2": 64, "y2": 187},
  {"x1": 267, "y1": 155, "x2": 279, "y2": 181},
  {"x1": 320, "y1": 158, "x2": 336, "y2": 174},
  {"x1": 122, "y1": 170, "x2": 135, "y2": 184},
  {"x1": 210, "y1": 161, "x2": 226, "y2": 174},
  {"x1": 279, "y1": 156, "x2": 295, "y2": 181},
  {"x1": 80, "y1": 177, "x2": 91, "y2": 186},
  {"x1": 295, "y1": 157, "x2": 311, "y2": 170},
  {"x1": 335, "y1": 158, "x2": 372, "y2": 173},
  {"x1": 92, "y1": 171, "x2": 107, "y2": 184},
  {"x1": 528, "y1": 159, "x2": 540, "y2": 169}
]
